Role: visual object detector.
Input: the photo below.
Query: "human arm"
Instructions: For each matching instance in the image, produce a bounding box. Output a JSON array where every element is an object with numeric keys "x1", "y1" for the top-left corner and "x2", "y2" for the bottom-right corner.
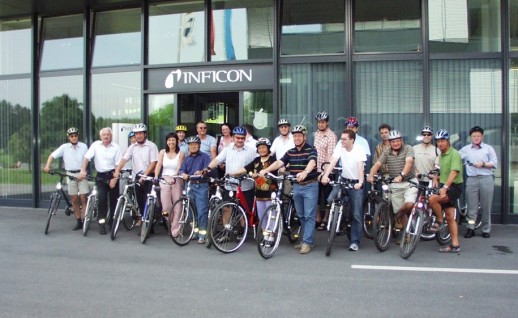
[
  {"x1": 154, "y1": 150, "x2": 165, "y2": 179},
  {"x1": 321, "y1": 156, "x2": 339, "y2": 185}
]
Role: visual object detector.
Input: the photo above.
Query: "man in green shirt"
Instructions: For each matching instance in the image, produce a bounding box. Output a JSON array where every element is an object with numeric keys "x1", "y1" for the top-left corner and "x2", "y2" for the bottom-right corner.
[{"x1": 429, "y1": 129, "x2": 463, "y2": 253}]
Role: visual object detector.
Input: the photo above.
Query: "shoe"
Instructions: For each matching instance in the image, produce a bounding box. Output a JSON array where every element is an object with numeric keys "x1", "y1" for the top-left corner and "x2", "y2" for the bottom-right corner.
[
  {"x1": 464, "y1": 229, "x2": 475, "y2": 239},
  {"x1": 316, "y1": 222, "x2": 327, "y2": 231},
  {"x1": 299, "y1": 243, "x2": 312, "y2": 254},
  {"x1": 438, "y1": 245, "x2": 460, "y2": 253},
  {"x1": 395, "y1": 216, "x2": 404, "y2": 230},
  {"x1": 482, "y1": 232, "x2": 491, "y2": 238},
  {"x1": 99, "y1": 224, "x2": 107, "y2": 235},
  {"x1": 197, "y1": 237, "x2": 206, "y2": 244},
  {"x1": 293, "y1": 242, "x2": 303, "y2": 249},
  {"x1": 348, "y1": 243, "x2": 359, "y2": 251},
  {"x1": 72, "y1": 219, "x2": 83, "y2": 231},
  {"x1": 264, "y1": 235, "x2": 275, "y2": 247}
]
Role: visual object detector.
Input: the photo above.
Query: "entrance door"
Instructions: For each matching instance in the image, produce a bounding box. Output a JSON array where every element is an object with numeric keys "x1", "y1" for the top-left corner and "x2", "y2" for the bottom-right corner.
[{"x1": 178, "y1": 92, "x2": 239, "y2": 138}]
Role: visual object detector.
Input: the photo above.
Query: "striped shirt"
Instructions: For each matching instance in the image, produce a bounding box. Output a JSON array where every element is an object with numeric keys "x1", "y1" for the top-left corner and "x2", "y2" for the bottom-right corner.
[
  {"x1": 280, "y1": 143, "x2": 318, "y2": 181},
  {"x1": 377, "y1": 144, "x2": 415, "y2": 179}
]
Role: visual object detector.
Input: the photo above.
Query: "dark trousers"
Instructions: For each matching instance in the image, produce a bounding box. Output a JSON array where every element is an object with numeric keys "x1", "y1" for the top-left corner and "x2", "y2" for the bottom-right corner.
[
  {"x1": 96, "y1": 179, "x2": 119, "y2": 223},
  {"x1": 135, "y1": 180, "x2": 153, "y2": 217}
]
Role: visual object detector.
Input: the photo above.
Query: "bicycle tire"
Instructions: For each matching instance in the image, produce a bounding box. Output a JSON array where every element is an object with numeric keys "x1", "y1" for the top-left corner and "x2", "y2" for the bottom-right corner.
[
  {"x1": 110, "y1": 196, "x2": 126, "y2": 240},
  {"x1": 122, "y1": 203, "x2": 137, "y2": 231},
  {"x1": 419, "y1": 210, "x2": 436, "y2": 241},
  {"x1": 83, "y1": 195, "x2": 95, "y2": 236},
  {"x1": 373, "y1": 201, "x2": 392, "y2": 252},
  {"x1": 325, "y1": 204, "x2": 340, "y2": 257},
  {"x1": 44, "y1": 192, "x2": 61, "y2": 235},
  {"x1": 400, "y1": 208, "x2": 424, "y2": 259},
  {"x1": 286, "y1": 200, "x2": 301, "y2": 244},
  {"x1": 435, "y1": 219, "x2": 451, "y2": 246},
  {"x1": 210, "y1": 202, "x2": 248, "y2": 254},
  {"x1": 205, "y1": 197, "x2": 221, "y2": 249},
  {"x1": 362, "y1": 197, "x2": 379, "y2": 240},
  {"x1": 171, "y1": 198, "x2": 197, "y2": 246},
  {"x1": 140, "y1": 198, "x2": 155, "y2": 244},
  {"x1": 257, "y1": 205, "x2": 283, "y2": 259}
]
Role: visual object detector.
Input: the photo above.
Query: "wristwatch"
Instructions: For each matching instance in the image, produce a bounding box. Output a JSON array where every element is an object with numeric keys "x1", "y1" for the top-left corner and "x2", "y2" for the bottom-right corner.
[
  {"x1": 443, "y1": 185, "x2": 449, "y2": 189},
  {"x1": 399, "y1": 172, "x2": 405, "y2": 178}
]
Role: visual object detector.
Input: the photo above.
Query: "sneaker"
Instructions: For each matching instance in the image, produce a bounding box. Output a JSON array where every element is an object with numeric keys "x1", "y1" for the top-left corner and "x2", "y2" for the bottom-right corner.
[
  {"x1": 197, "y1": 237, "x2": 206, "y2": 244},
  {"x1": 348, "y1": 243, "x2": 359, "y2": 251},
  {"x1": 293, "y1": 242, "x2": 303, "y2": 249},
  {"x1": 299, "y1": 243, "x2": 312, "y2": 254},
  {"x1": 99, "y1": 224, "x2": 107, "y2": 235}
]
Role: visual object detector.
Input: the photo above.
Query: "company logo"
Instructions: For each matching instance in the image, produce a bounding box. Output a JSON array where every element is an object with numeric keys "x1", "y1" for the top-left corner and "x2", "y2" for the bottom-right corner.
[{"x1": 165, "y1": 68, "x2": 253, "y2": 88}]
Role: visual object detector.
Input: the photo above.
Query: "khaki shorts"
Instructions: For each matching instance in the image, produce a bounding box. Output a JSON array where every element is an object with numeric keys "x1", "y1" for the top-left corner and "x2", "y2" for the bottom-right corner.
[
  {"x1": 390, "y1": 180, "x2": 418, "y2": 214},
  {"x1": 67, "y1": 173, "x2": 90, "y2": 195}
]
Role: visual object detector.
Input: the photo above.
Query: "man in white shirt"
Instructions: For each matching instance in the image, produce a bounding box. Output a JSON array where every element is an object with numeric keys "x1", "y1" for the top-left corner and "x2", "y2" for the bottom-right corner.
[{"x1": 270, "y1": 119, "x2": 295, "y2": 196}]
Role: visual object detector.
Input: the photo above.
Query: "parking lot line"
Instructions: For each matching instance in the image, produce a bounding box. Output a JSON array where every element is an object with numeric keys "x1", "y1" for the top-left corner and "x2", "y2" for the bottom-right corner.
[{"x1": 352, "y1": 265, "x2": 518, "y2": 275}]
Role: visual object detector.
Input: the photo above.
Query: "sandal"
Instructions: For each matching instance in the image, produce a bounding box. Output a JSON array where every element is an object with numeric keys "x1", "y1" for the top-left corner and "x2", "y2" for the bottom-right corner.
[
  {"x1": 438, "y1": 245, "x2": 460, "y2": 253},
  {"x1": 317, "y1": 222, "x2": 327, "y2": 231},
  {"x1": 429, "y1": 221, "x2": 443, "y2": 233}
]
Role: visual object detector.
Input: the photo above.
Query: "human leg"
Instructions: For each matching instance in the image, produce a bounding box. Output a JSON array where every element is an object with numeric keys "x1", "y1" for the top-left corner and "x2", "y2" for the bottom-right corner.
[
  {"x1": 301, "y1": 182, "x2": 318, "y2": 246},
  {"x1": 192, "y1": 184, "x2": 209, "y2": 238},
  {"x1": 348, "y1": 188, "x2": 364, "y2": 246},
  {"x1": 464, "y1": 177, "x2": 479, "y2": 231},
  {"x1": 479, "y1": 176, "x2": 494, "y2": 234}
]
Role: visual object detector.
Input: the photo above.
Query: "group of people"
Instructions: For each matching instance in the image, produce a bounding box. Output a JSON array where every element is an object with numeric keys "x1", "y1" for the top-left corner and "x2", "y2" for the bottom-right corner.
[{"x1": 44, "y1": 114, "x2": 497, "y2": 255}]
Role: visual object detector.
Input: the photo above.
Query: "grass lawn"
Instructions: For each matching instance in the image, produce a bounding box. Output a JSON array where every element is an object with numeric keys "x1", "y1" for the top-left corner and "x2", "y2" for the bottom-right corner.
[{"x1": 0, "y1": 168, "x2": 56, "y2": 185}]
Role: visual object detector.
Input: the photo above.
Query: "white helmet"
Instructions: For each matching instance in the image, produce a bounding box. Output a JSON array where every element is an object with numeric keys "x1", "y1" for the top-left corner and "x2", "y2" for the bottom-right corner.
[
  {"x1": 132, "y1": 123, "x2": 147, "y2": 133},
  {"x1": 388, "y1": 130, "x2": 402, "y2": 140}
]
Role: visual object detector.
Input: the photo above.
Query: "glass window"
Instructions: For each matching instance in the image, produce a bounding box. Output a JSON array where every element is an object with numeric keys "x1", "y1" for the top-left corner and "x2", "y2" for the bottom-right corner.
[
  {"x1": 0, "y1": 78, "x2": 32, "y2": 200},
  {"x1": 428, "y1": 0, "x2": 501, "y2": 53},
  {"x1": 243, "y1": 91, "x2": 273, "y2": 140},
  {"x1": 430, "y1": 59, "x2": 502, "y2": 213},
  {"x1": 280, "y1": 63, "x2": 346, "y2": 141},
  {"x1": 148, "y1": 94, "x2": 176, "y2": 150},
  {"x1": 39, "y1": 75, "x2": 84, "y2": 200},
  {"x1": 40, "y1": 15, "x2": 83, "y2": 71},
  {"x1": 0, "y1": 19, "x2": 31, "y2": 75},
  {"x1": 91, "y1": 72, "x2": 141, "y2": 139},
  {"x1": 148, "y1": 1, "x2": 205, "y2": 65},
  {"x1": 211, "y1": 0, "x2": 273, "y2": 61},
  {"x1": 281, "y1": 0, "x2": 344, "y2": 55},
  {"x1": 511, "y1": 0, "x2": 518, "y2": 51},
  {"x1": 354, "y1": 0, "x2": 420, "y2": 53},
  {"x1": 510, "y1": 59, "x2": 518, "y2": 213},
  {"x1": 92, "y1": 9, "x2": 141, "y2": 67}
]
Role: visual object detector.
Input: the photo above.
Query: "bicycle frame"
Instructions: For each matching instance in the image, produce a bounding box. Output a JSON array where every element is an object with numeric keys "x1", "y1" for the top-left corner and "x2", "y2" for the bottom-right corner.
[{"x1": 230, "y1": 178, "x2": 257, "y2": 238}]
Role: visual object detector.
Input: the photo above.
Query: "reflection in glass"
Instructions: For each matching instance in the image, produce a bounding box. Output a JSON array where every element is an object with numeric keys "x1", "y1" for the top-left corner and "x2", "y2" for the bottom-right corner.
[
  {"x1": 354, "y1": 0, "x2": 420, "y2": 53},
  {"x1": 91, "y1": 72, "x2": 141, "y2": 136},
  {"x1": 0, "y1": 79, "x2": 32, "y2": 199},
  {"x1": 92, "y1": 9, "x2": 141, "y2": 67},
  {"x1": 281, "y1": 0, "x2": 344, "y2": 55},
  {"x1": 148, "y1": 94, "x2": 176, "y2": 150},
  {"x1": 511, "y1": 0, "x2": 518, "y2": 51},
  {"x1": 40, "y1": 15, "x2": 84, "y2": 71},
  {"x1": 148, "y1": 1, "x2": 205, "y2": 64},
  {"x1": 211, "y1": 0, "x2": 273, "y2": 61},
  {"x1": 510, "y1": 59, "x2": 518, "y2": 213},
  {"x1": 243, "y1": 91, "x2": 273, "y2": 140},
  {"x1": 428, "y1": 0, "x2": 500, "y2": 53},
  {"x1": 0, "y1": 19, "x2": 31, "y2": 75},
  {"x1": 280, "y1": 63, "x2": 346, "y2": 138}
]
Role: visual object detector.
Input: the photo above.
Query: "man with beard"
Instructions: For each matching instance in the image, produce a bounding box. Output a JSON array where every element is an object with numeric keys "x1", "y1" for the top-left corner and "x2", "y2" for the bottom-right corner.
[{"x1": 413, "y1": 126, "x2": 438, "y2": 186}]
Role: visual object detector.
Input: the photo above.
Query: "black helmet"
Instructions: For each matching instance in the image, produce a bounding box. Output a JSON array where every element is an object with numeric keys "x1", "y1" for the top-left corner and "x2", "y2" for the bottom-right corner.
[{"x1": 315, "y1": 111, "x2": 329, "y2": 121}]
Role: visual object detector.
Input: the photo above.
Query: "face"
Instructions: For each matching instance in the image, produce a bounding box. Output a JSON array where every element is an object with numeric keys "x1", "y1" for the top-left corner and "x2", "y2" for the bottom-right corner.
[
  {"x1": 257, "y1": 144, "x2": 269, "y2": 157},
  {"x1": 68, "y1": 133, "x2": 79, "y2": 144},
  {"x1": 421, "y1": 132, "x2": 433, "y2": 144},
  {"x1": 188, "y1": 142, "x2": 200, "y2": 154},
  {"x1": 221, "y1": 125, "x2": 231, "y2": 136},
  {"x1": 197, "y1": 123, "x2": 207, "y2": 136},
  {"x1": 470, "y1": 132, "x2": 483, "y2": 145},
  {"x1": 379, "y1": 128, "x2": 390, "y2": 141},
  {"x1": 176, "y1": 131, "x2": 186, "y2": 141},
  {"x1": 129, "y1": 136, "x2": 136, "y2": 144},
  {"x1": 166, "y1": 137, "x2": 177, "y2": 149},
  {"x1": 293, "y1": 132, "x2": 305, "y2": 146},
  {"x1": 436, "y1": 139, "x2": 450, "y2": 152},
  {"x1": 233, "y1": 134, "x2": 246, "y2": 147},
  {"x1": 389, "y1": 138, "x2": 402, "y2": 151},
  {"x1": 135, "y1": 131, "x2": 146, "y2": 143},
  {"x1": 100, "y1": 130, "x2": 112, "y2": 143},
  {"x1": 317, "y1": 120, "x2": 328, "y2": 131},
  {"x1": 278, "y1": 125, "x2": 290, "y2": 136},
  {"x1": 340, "y1": 133, "x2": 354, "y2": 149}
]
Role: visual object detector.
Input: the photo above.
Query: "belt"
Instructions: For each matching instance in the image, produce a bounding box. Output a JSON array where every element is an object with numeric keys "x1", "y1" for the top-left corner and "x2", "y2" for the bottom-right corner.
[
  {"x1": 298, "y1": 179, "x2": 317, "y2": 186},
  {"x1": 67, "y1": 170, "x2": 80, "y2": 173},
  {"x1": 342, "y1": 178, "x2": 359, "y2": 184},
  {"x1": 97, "y1": 170, "x2": 114, "y2": 175},
  {"x1": 467, "y1": 175, "x2": 492, "y2": 178}
]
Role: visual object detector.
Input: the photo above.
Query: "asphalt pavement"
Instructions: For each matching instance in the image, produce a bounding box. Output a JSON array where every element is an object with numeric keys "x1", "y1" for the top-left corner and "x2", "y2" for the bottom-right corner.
[{"x1": 1, "y1": 207, "x2": 517, "y2": 318}]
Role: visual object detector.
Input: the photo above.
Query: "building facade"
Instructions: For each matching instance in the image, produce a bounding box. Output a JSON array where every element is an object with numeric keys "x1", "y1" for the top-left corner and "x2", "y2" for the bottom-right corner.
[{"x1": 1, "y1": 0, "x2": 517, "y2": 224}]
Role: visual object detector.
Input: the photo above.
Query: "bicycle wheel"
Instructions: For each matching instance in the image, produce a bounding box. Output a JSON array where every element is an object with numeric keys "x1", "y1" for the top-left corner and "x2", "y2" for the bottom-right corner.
[
  {"x1": 362, "y1": 197, "x2": 378, "y2": 240},
  {"x1": 373, "y1": 201, "x2": 392, "y2": 252},
  {"x1": 325, "y1": 205, "x2": 340, "y2": 257},
  {"x1": 83, "y1": 196, "x2": 95, "y2": 236},
  {"x1": 171, "y1": 198, "x2": 197, "y2": 246},
  {"x1": 140, "y1": 198, "x2": 155, "y2": 244},
  {"x1": 110, "y1": 196, "x2": 126, "y2": 240},
  {"x1": 122, "y1": 203, "x2": 137, "y2": 231},
  {"x1": 205, "y1": 197, "x2": 221, "y2": 249},
  {"x1": 420, "y1": 210, "x2": 436, "y2": 241},
  {"x1": 210, "y1": 202, "x2": 248, "y2": 254},
  {"x1": 400, "y1": 209, "x2": 424, "y2": 259},
  {"x1": 435, "y1": 218, "x2": 451, "y2": 246},
  {"x1": 286, "y1": 200, "x2": 301, "y2": 244},
  {"x1": 257, "y1": 205, "x2": 283, "y2": 259},
  {"x1": 44, "y1": 192, "x2": 61, "y2": 235}
]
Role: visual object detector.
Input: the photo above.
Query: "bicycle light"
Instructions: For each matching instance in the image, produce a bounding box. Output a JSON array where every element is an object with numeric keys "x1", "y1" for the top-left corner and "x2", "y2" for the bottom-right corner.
[
  {"x1": 382, "y1": 184, "x2": 389, "y2": 191},
  {"x1": 417, "y1": 202, "x2": 423, "y2": 208},
  {"x1": 229, "y1": 191, "x2": 234, "y2": 198},
  {"x1": 56, "y1": 182, "x2": 62, "y2": 190},
  {"x1": 91, "y1": 188, "x2": 97, "y2": 195},
  {"x1": 271, "y1": 192, "x2": 277, "y2": 200}
]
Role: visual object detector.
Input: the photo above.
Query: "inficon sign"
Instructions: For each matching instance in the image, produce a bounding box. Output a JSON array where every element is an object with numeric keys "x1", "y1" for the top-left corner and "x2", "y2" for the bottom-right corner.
[{"x1": 165, "y1": 69, "x2": 253, "y2": 88}]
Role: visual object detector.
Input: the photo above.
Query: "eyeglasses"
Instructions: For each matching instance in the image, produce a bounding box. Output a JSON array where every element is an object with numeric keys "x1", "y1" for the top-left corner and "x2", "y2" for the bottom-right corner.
[
  {"x1": 234, "y1": 136, "x2": 245, "y2": 140},
  {"x1": 422, "y1": 133, "x2": 432, "y2": 137},
  {"x1": 198, "y1": 127, "x2": 207, "y2": 130},
  {"x1": 68, "y1": 134, "x2": 78, "y2": 138}
]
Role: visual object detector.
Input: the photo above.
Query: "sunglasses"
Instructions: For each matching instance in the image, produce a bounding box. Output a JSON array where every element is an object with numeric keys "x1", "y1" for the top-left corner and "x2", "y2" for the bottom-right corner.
[
  {"x1": 422, "y1": 133, "x2": 432, "y2": 137},
  {"x1": 198, "y1": 127, "x2": 207, "y2": 129}
]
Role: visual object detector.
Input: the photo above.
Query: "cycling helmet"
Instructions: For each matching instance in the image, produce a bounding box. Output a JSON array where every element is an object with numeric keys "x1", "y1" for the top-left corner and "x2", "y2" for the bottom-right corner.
[
  {"x1": 345, "y1": 117, "x2": 359, "y2": 127},
  {"x1": 277, "y1": 118, "x2": 291, "y2": 127},
  {"x1": 434, "y1": 129, "x2": 450, "y2": 140},
  {"x1": 469, "y1": 126, "x2": 484, "y2": 135},
  {"x1": 421, "y1": 126, "x2": 433, "y2": 134},
  {"x1": 315, "y1": 111, "x2": 329, "y2": 122},
  {"x1": 256, "y1": 137, "x2": 271, "y2": 148},
  {"x1": 128, "y1": 131, "x2": 135, "y2": 138},
  {"x1": 175, "y1": 125, "x2": 188, "y2": 132},
  {"x1": 67, "y1": 127, "x2": 78, "y2": 136},
  {"x1": 232, "y1": 126, "x2": 247, "y2": 136},
  {"x1": 185, "y1": 136, "x2": 201, "y2": 144},
  {"x1": 387, "y1": 130, "x2": 402, "y2": 140},
  {"x1": 132, "y1": 123, "x2": 147, "y2": 133},
  {"x1": 291, "y1": 125, "x2": 307, "y2": 135}
]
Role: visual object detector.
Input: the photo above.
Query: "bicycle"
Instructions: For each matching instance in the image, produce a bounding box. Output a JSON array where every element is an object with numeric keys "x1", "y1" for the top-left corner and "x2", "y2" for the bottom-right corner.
[
  {"x1": 371, "y1": 176, "x2": 395, "y2": 252},
  {"x1": 362, "y1": 174, "x2": 384, "y2": 240},
  {"x1": 110, "y1": 169, "x2": 139, "y2": 240},
  {"x1": 208, "y1": 175, "x2": 258, "y2": 254},
  {"x1": 256, "y1": 173, "x2": 300, "y2": 259},
  {"x1": 169, "y1": 175, "x2": 200, "y2": 246},
  {"x1": 325, "y1": 176, "x2": 355, "y2": 257},
  {"x1": 44, "y1": 170, "x2": 76, "y2": 235},
  {"x1": 83, "y1": 175, "x2": 102, "y2": 236},
  {"x1": 205, "y1": 177, "x2": 225, "y2": 249},
  {"x1": 140, "y1": 176, "x2": 165, "y2": 244}
]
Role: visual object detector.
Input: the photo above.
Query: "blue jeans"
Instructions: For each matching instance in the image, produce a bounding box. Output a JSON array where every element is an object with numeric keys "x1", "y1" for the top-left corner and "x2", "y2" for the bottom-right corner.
[
  {"x1": 189, "y1": 183, "x2": 209, "y2": 238},
  {"x1": 293, "y1": 181, "x2": 318, "y2": 245},
  {"x1": 344, "y1": 187, "x2": 364, "y2": 245}
]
